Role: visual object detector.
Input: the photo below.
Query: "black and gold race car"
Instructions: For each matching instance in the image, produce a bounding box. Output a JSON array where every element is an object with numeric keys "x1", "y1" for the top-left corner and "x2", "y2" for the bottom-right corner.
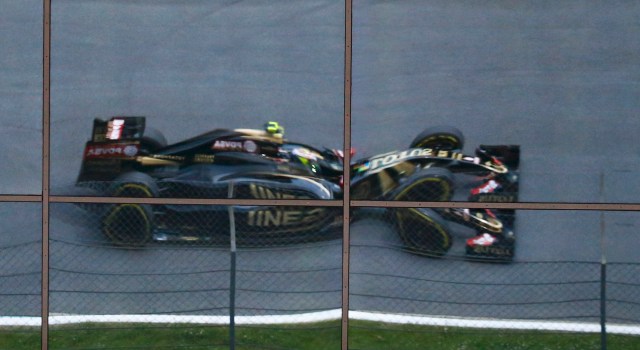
[{"x1": 77, "y1": 117, "x2": 519, "y2": 261}]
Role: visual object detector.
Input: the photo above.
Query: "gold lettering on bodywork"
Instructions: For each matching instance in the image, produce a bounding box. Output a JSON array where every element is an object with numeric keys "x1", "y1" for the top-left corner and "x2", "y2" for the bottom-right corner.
[
  {"x1": 193, "y1": 154, "x2": 215, "y2": 163},
  {"x1": 483, "y1": 161, "x2": 508, "y2": 173},
  {"x1": 247, "y1": 207, "x2": 326, "y2": 227},
  {"x1": 249, "y1": 184, "x2": 299, "y2": 199},
  {"x1": 263, "y1": 210, "x2": 281, "y2": 226},
  {"x1": 152, "y1": 154, "x2": 184, "y2": 161},
  {"x1": 473, "y1": 246, "x2": 512, "y2": 256},
  {"x1": 421, "y1": 148, "x2": 433, "y2": 156},
  {"x1": 248, "y1": 210, "x2": 255, "y2": 225}
]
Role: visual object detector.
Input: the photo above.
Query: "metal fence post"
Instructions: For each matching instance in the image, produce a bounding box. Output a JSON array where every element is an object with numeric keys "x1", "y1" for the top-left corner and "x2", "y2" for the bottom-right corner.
[
  {"x1": 228, "y1": 182, "x2": 237, "y2": 350},
  {"x1": 599, "y1": 202, "x2": 606, "y2": 350},
  {"x1": 600, "y1": 257, "x2": 607, "y2": 350}
]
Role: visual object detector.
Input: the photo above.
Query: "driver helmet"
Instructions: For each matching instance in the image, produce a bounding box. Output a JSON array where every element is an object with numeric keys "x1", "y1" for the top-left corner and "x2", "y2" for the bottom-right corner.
[{"x1": 265, "y1": 121, "x2": 285, "y2": 138}]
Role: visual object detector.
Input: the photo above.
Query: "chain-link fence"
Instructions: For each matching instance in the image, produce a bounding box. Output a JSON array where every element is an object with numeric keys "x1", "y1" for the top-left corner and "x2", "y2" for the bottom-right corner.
[
  {"x1": 348, "y1": 260, "x2": 640, "y2": 349},
  {"x1": 0, "y1": 203, "x2": 41, "y2": 348},
  {"x1": 3, "y1": 1, "x2": 640, "y2": 349},
  {"x1": 348, "y1": 208, "x2": 640, "y2": 349},
  {"x1": 233, "y1": 242, "x2": 342, "y2": 349},
  {"x1": 1, "y1": 205, "x2": 640, "y2": 349},
  {"x1": 43, "y1": 202, "x2": 342, "y2": 349},
  {"x1": 607, "y1": 263, "x2": 640, "y2": 327},
  {"x1": 49, "y1": 203, "x2": 231, "y2": 349}
]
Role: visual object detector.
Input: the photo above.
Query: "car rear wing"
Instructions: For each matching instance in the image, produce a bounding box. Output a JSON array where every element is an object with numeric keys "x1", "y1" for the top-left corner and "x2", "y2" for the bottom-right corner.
[
  {"x1": 77, "y1": 117, "x2": 148, "y2": 184},
  {"x1": 91, "y1": 116, "x2": 146, "y2": 143}
]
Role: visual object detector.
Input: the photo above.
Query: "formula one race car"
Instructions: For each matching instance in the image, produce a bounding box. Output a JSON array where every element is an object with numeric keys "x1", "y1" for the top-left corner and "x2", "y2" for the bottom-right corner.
[{"x1": 76, "y1": 117, "x2": 519, "y2": 261}]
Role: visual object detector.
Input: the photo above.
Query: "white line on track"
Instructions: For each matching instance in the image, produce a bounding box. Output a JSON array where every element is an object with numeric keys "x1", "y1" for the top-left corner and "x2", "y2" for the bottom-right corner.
[{"x1": 2, "y1": 311, "x2": 639, "y2": 335}]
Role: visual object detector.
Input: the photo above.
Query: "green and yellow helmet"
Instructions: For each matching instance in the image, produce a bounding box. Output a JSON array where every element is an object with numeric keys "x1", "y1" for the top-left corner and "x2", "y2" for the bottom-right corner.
[{"x1": 264, "y1": 121, "x2": 285, "y2": 138}]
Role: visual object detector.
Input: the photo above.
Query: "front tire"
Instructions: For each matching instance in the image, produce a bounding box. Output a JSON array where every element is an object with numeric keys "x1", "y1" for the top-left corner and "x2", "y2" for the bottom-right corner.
[
  {"x1": 388, "y1": 167, "x2": 454, "y2": 202},
  {"x1": 410, "y1": 126, "x2": 464, "y2": 151},
  {"x1": 394, "y1": 208, "x2": 452, "y2": 257}
]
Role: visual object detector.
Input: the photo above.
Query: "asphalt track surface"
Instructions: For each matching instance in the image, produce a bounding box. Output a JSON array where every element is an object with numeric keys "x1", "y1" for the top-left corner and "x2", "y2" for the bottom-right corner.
[
  {"x1": 0, "y1": 0, "x2": 42, "y2": 194},
  {"x1": 1, "y1": 0, "x2": 639, "y2": 328}
]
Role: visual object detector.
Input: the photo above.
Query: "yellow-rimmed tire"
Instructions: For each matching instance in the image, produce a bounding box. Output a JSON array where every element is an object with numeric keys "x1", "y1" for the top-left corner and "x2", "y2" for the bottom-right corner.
[
  {"x1": 108, "y1": 172, "x2": 158, "y2": 198},
  {"x1": 102, "y1": 203, "x2": 153, "y2": 246},
  {"x1": 104, "y1": 172, "x2": 157, "y2": 246},
  {"x1": 410, "y1": 126, "x2": 464, "y2": 151},
  {"x1": 390, "y1": 167, "x2": 454, "y2": 202},
  {"x1": 394, "y1": 208, "x2": 452, "y2": 257}
]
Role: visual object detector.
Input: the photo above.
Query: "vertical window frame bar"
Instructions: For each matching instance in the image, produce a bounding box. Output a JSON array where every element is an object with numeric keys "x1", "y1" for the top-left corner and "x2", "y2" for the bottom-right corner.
[
  {"x1": 42, "y1": 0, "x2": 51, "y2": 349},
  {"x1": 18, "y1": 1, "x2": 640, "y2": 349}
]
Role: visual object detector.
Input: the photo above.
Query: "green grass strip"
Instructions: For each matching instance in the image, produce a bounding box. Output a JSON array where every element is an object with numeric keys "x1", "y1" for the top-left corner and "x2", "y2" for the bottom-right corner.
[{"x1": 1, "y1": 321, "x2": 639, "y2": 349}]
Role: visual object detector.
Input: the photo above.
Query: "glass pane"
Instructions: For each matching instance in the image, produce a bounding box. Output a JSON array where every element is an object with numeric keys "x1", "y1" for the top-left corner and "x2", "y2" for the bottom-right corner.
[
  {"x1": 51, "y1": 0, "x2": 344, "y2": 198},
  {"x1": 49, "y1": 202, "x2": 231, "y2": 349},
  {"x1": 605, "y1": 212, "x2": 640, "y2": 347},
  {"x1": 0, "y1": 0, "x2": 42, "y2": 194},
  {"x1": 50, "y1": 202, "x2": 342, "y2": 349},
  {"x1": 0, "y1": 203, "x2": 41, "y2": 348},
  {"x1": 352, "y1": 1, "x2": 640, "y2": 203},
  {"x1": 349, "y1": 207, "x2": 640, "y2": 349},
  {"x1": 235, "y1": 206, "x2": 342, "y2": 349}
]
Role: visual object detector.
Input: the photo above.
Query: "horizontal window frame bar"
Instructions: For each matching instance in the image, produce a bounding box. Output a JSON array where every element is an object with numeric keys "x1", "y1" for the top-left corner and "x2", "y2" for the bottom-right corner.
[
  {"x1": 0, "y1": 195, "x2": 42, "y2": 202},
  {"x1": 49, "y1": 196, "x2": 343, "y2": 207},
  {"x1": 0, "y1": 195, "x2": 638, "y2": 211},
  {"x1": 351, "y1": 200, "x2": 640, "y2": 212}
]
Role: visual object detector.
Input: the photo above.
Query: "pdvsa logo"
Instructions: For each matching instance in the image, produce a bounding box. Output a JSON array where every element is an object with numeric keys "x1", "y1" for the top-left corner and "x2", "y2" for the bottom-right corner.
[
  {"x1": 85, "y1": 144, "x2": 139, "y2": 158},
  {"x1": 212, "y1": 140, "x2": 243, "y2": 151}
]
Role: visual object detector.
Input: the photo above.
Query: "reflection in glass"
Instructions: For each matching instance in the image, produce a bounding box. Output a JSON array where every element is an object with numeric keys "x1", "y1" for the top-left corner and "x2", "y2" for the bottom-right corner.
[
  {"x1": 50, "y1": 203, "x2": 342, "y2": 349},
  {"x1": 0, "y1": 203, "x2": 41, "y2": 346},
  {"x1": 51, "y1": 0, "x2": 344, "y2": 196},
  {"x1": 235, "y1": 227, "x2": 342, "y2": 349},
  {"x1": 349, "y1": 209, "x2": 640, "y2": 348},
  {"x1": 352, "y1": 1, "x2": 640, "y2": 203},
  {"x1": 0, "y1": 0, "x2": 42, "y2": 194},
  {"x1": 351, "y1": 126, "x2": 519, "y2": 203},
  {"x1": 75, "y1": 117, "x2": 344, "y2": 202}
]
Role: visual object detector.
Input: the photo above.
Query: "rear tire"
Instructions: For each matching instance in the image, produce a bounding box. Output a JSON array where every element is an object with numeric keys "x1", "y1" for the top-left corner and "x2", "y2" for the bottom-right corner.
[
  {"x1": 102, "y1": 203, "x2": 153, "y2": 246},
  {"x1": 108, "y1": 172, "x2": 159, "y2": 198},
  {"x1": 141, "y1": 127, "x2": 168, "y2": 152},
  {"x1": 104, "y1": 172, "x2": 157, "y2": 246},
  {"x1": 410, "y1": 126, "x2": 464, "y2": 151}
]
